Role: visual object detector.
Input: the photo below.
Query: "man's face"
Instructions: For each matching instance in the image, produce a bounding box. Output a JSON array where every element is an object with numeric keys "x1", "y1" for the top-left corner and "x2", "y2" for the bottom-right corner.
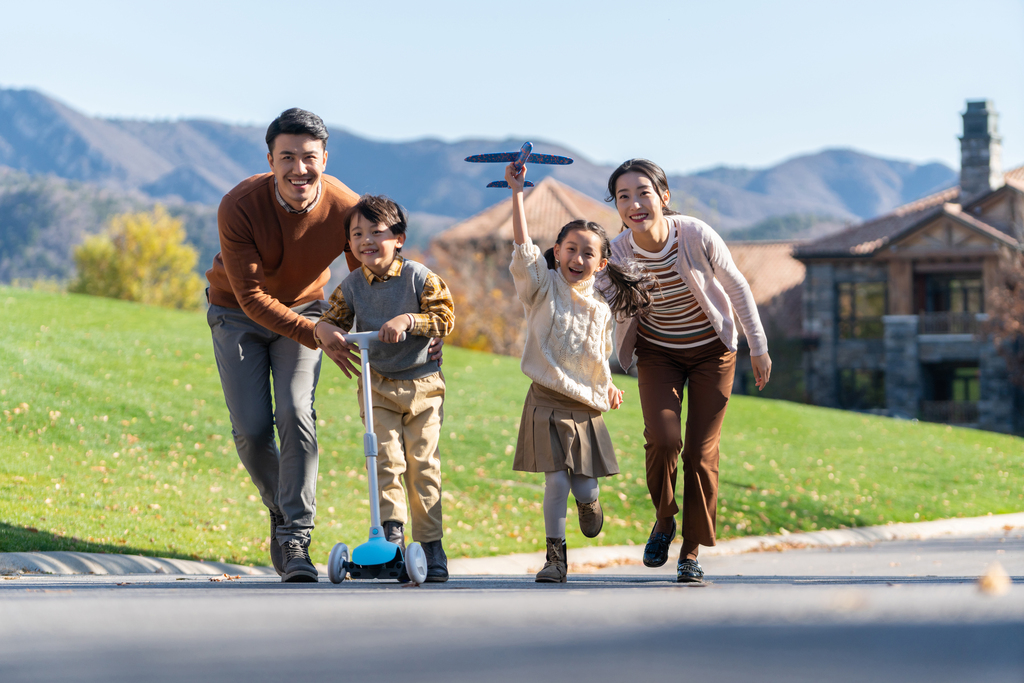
[{"x1": 267, "y1": 133, "x2": 327, "y2": 211}]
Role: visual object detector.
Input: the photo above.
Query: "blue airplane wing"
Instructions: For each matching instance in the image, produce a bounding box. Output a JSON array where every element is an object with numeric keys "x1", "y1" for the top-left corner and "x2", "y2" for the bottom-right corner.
[
  {"x1": 526, "y1": 153, "x2": 573, "y2": 165},
  {"x1": 465, "y1": 152, "x2": 521, "y2": 163},
  {"x1": 486, "y1": 180, "x2": 535, "y2": 188}
]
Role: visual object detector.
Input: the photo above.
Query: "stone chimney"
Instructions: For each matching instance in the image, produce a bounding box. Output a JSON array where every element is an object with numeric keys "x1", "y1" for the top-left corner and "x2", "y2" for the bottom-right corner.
[{"x1": 959, "y1": 100, "x2": 1004, "y2": 201}]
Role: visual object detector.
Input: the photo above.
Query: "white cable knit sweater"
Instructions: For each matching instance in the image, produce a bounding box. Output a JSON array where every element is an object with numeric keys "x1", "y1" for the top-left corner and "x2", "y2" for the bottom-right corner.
[{"x1": 509, "y1": 240, "x2": 614, "y2": 412}]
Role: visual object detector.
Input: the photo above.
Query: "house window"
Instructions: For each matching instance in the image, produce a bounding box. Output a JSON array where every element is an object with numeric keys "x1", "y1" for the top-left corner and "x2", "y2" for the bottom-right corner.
[
  {"x1": 837, "y1": 282, "x2": 886, "y2": 339},
  {"x1": 921, "y1": 363, "x2": 980, "y2": 424},
  {"x1": 838, "y1": 369, "x2": 886, "y2": 410},
  {"x1": 914, "y1": 273, "x2": 983, "y2": 313}
]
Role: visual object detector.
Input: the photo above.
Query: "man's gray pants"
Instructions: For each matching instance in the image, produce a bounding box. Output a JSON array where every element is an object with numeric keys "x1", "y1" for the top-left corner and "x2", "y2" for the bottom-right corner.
[{"x1": 207, "y1": 301, "x2": 326, "y2": 545}]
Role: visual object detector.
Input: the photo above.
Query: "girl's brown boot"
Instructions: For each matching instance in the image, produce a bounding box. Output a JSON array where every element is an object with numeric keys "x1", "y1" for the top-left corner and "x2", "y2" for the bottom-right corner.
[{"x1": 535, "y1": 537, "x2": 567, "y2": 583}]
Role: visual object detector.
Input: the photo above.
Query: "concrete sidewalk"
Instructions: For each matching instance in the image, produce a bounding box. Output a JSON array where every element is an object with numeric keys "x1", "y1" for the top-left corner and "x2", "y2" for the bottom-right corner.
[{"x1": 2, "y1": 511, "x2": 1022, "y2": 577}]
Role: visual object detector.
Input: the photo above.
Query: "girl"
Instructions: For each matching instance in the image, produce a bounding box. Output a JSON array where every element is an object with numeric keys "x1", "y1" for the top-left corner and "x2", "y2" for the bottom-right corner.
[
  {"x1": 603, "y1": 158, "x2": 772, "y2": 584},
  {"x1": 504, "y1": 163, "x2": 653, "y2": 583}
]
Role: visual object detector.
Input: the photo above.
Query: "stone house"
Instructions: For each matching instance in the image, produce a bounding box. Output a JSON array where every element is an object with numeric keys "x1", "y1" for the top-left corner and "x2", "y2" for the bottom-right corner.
[{"x1": 795, "y1": 101, "x2": 1023, "y2": 433}]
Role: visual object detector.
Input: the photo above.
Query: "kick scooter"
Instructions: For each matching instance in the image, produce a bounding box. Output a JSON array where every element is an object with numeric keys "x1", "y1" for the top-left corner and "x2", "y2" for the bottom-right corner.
[{"x1": 327, "y1": 330, "x2": 428, "y2": 585}]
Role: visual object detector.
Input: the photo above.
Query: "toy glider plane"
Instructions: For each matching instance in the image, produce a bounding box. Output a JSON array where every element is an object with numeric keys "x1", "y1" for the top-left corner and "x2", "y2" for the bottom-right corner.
[{"x1": 465, "y1": 141, "x2": 573, "y2": 187}]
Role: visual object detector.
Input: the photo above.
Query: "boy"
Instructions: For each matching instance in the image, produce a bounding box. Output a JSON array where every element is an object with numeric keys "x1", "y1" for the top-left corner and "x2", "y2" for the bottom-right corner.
[{"x1": 314, "y1": 195, "x2": 454, "y2": 581}]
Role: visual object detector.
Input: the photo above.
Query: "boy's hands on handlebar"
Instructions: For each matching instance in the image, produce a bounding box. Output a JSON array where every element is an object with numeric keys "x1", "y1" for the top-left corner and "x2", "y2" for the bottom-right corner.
[
  {"x1": 380, "y1": 314, "x2": 413, "y2": 343},
  {"x1": 504, "y1": 162, "x2": 526, "y2": 191}
]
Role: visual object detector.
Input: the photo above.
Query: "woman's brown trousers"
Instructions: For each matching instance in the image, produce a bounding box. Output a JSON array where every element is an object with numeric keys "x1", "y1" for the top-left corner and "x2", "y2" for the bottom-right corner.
[{"x1": 635, "y1": 336, "x2": 736, "y2": 547}]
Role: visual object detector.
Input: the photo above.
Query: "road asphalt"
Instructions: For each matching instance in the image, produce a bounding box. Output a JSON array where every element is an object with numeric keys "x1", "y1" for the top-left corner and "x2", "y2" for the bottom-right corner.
[{"x1": 1, "y1": 513, "x2": 1021, "y2": 682}]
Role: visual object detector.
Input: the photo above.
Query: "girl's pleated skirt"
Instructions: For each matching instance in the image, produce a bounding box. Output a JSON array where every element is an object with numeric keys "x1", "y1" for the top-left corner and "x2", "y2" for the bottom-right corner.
[{"x1": 513, "y1": 382, "x2": 619, "y2": 477}]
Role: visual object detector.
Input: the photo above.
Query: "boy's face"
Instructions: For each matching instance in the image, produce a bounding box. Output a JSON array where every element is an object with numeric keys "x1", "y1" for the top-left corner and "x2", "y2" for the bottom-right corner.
[{"x1": 350, "y1": 213, "x2": 406, "y2": 277}]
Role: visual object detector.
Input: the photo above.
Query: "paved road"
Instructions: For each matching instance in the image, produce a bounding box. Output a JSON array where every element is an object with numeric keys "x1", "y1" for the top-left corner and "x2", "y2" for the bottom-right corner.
[{"x1": 2, "y1": 530, "x2": 1021, "y2": 683}]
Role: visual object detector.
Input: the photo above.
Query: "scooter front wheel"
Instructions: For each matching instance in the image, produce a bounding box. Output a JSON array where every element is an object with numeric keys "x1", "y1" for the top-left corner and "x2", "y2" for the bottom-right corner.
[
  {"x1": 328, "y1": 542, "x2": 349, "y2": 584},
  {"x1": 405, "y1": 542, "x2": 427, "y2": 584}
]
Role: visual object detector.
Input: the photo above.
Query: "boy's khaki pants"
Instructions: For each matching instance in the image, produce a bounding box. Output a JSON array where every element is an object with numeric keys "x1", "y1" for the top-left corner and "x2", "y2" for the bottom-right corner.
[{"x1": 357, "y1": 371, "x2": 445, "y2": 542}]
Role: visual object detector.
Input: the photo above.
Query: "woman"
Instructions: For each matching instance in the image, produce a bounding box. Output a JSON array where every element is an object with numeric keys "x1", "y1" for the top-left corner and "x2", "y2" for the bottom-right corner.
[{"x1": 601, "y1": 159, "x2": 771, "y2": 583}]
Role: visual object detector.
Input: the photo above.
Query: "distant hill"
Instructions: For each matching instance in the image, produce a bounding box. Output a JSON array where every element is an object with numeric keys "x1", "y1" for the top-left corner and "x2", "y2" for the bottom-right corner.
[{"x1": 0, "y1": 86, "x2": 959, "y2": 281}]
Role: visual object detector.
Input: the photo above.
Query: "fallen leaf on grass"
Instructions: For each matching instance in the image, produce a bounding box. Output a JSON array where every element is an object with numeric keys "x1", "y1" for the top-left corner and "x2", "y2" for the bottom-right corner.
[{"x1": 978, "y1": 562, "x2": 1010, "y2": 596}]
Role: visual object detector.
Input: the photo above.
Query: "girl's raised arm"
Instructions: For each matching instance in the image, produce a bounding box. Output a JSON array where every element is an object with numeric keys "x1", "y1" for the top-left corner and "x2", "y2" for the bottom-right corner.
[{"x1": 505, "y1": 163, "x2": 530, "y2": 245}]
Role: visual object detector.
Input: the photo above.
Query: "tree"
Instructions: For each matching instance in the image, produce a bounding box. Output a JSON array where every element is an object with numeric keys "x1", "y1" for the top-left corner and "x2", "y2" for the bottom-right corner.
[
  {"x1": 70, "y1": 206, "x2": 204, "y2": 310},
  {"x1": 986, "y1": 251, "x2": 1024, "y2": 389}
]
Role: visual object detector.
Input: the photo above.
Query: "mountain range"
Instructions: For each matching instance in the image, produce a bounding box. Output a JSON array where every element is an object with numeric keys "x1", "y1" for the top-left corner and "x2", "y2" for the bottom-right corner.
[{"x1": 0, "y1": 87, "x2": 958, "y2": 281}]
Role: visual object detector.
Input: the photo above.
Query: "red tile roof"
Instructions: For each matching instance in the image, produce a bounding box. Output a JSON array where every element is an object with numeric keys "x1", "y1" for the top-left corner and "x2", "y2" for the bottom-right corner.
[
  {"x1": 432, "y1": 176, "x2": 621, "y2": 249},
  {"x1": 795, "y1": 165, "x2": 1024, "y2": 259},
  {"x1": 726, "y1": 240, "x2": 806, "y2": 306}
]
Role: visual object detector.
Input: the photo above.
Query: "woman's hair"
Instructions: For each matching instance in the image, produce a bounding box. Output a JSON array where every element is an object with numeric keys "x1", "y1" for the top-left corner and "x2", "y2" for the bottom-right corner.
[
  {"x1": 543, "y1": 220, "x2": 653, "y2": 319},
  {"x1": 605, "y1": 158, "x2": 680, "y2": 219}
]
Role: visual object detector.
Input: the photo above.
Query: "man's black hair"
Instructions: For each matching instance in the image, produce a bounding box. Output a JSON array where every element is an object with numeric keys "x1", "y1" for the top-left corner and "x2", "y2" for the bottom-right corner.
[{"x1": 266, "y1": 108, "x2": 329, "y2": 153}]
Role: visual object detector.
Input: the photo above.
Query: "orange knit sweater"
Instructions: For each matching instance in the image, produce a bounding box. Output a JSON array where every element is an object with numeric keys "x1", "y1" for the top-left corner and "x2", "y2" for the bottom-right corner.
[{"x1": 205, "y1": 172, "x2": 361, "y2": 349}]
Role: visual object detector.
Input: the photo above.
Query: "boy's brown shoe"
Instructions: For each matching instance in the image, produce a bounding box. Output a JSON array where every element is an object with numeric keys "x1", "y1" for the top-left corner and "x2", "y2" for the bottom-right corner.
[
  {"x1": 576, "y1": 499, "x2": 604, "y2": 538},
  {"x1": 535, "y1": 537, "x2": 567, "y2": 583}
]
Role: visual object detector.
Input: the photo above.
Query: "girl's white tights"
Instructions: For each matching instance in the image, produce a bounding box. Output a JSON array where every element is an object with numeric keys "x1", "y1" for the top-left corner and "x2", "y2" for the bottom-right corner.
[{"x1": 543, "y1": 470, "x2": 599, "y2": 539}]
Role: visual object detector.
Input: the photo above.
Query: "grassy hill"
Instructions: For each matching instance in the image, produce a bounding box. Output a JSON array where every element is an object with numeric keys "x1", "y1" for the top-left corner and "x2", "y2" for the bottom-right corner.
[{"x1": 1, "y1": 287, "x2": 1021, "y2": 567}]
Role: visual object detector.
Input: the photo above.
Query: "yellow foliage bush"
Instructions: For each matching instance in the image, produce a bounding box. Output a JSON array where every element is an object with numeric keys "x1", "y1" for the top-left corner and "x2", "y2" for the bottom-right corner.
[{"x1": 70, "y1": 206, "x2": 204, "y2": 310}]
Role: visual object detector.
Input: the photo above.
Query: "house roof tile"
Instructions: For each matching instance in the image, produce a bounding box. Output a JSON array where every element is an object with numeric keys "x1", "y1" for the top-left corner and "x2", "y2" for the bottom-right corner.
[{"x1": 432, "y1": 176, "x2": 621, "y2": 248}]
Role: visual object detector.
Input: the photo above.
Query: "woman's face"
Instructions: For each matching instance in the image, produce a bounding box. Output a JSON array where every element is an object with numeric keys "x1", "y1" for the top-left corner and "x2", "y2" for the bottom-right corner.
[{"x1": 614, "y1": 171, "x2": 670, "y2": 237}]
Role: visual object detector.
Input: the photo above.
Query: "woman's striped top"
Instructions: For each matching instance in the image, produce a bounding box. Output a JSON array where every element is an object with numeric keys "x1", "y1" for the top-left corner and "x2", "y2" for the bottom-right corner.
[{"x1": 630, "y1": 228, "x2": 718, "y2": 349}]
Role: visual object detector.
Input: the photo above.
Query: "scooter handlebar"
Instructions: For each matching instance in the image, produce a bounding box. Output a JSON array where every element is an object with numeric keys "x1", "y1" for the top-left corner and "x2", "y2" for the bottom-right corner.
[{"x1": 341, "y1": 331, "x2": 407, "y2": 347}]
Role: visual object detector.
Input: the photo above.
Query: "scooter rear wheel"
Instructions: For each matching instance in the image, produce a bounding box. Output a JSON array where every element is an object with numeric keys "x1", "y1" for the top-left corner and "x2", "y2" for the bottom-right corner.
[
  {"x1": 328, "y1": 543, "x2": 349, "y2": 584},
  {"x1": 405, "y1": 542, "x2": 427, "y2": 584}
]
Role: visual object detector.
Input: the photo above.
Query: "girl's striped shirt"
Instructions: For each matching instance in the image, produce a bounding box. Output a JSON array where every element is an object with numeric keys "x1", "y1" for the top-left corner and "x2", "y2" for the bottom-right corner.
[{"x1": 629, "y1": 228, "x2": 718, "y2": 349}]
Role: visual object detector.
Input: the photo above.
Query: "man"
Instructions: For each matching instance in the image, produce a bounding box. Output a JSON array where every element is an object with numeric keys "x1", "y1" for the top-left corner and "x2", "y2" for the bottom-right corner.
[{"x1": 206, "y1": 108, "x2": 440, "y2": 582}]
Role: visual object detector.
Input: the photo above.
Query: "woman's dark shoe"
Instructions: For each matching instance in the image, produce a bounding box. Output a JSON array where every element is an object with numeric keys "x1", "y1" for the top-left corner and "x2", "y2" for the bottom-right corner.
[
  {"x1": 676, "y1": 558, "x2": 704, "y2": 584},
  {"x1": 642, "y1": 518, "x2": 676, "y2": 568}
]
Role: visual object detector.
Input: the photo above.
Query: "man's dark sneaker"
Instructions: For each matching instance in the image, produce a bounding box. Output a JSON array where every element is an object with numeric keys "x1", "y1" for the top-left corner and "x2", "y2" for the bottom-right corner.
[
  {"x1": 268, "y1": 510, "x2": 285, "y2": 576},
  {"x1": 384, "y1": 521, "x2": 410, "y2": 583},
  {"x1": 676, "y1": 558, "x2": 705, "y2": 584},
  {"x1": 281, "y1": 539, "x2": 318, "y2": 583},
  {"x1": 422, "y1": 539, "x2": 449, "y2": 583},
  {"x1": 643, "y1": 518, "x2": 676, "y2": 568}
]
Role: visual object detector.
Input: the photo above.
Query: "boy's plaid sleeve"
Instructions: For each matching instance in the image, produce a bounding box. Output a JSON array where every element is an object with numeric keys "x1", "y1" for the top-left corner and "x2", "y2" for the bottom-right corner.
[
  {"x1": 409, "y1": 272, "x2": 455, "y2": 338},
  {"x1": 319, "y1": 287, "x2": 355, "y2": 332}
]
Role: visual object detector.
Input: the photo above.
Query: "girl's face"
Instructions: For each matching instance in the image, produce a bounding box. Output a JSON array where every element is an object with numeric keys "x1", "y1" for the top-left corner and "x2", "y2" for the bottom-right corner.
[
  {"x1": 614, "y1": 171, "x2": 670, "y2": 237},
  {"x1": 552, "y1": 228, "x2": 608, "y2": 284}
]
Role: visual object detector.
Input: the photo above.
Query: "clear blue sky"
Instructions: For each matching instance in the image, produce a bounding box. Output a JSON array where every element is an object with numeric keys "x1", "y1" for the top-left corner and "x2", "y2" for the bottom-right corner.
[{"x1": 2, "y1": 0, "x2": 1022, "y2": 174}]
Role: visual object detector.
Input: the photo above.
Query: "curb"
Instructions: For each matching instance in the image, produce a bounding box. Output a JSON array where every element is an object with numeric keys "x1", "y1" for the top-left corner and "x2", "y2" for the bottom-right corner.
[
  {"x1": 3, "y1": 512, "x2": 1021, "y2": 577},
  {"x1": 0, "y1": 551, "x2": 277, "y2": 577},
  {"x1": 447, "y1": 511, "x2": 1024, "y2": 575}
]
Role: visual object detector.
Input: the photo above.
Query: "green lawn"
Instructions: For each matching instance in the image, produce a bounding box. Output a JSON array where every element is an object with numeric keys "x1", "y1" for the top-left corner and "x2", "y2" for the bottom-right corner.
[{"x1": 1, "y1": 286, "x2": 1022, "y2": 567}]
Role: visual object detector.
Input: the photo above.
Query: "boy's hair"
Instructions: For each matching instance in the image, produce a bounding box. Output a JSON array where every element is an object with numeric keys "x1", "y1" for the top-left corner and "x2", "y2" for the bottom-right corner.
[
  {"x1": 348, "y1": 194, "x2": 409, "y2": 248},
  {"x1": 265, "y1": 108, "x2": 329, "y2": 153},
  {"x1": 543, "y1": 220, "x2": 654, "y2": 320}
]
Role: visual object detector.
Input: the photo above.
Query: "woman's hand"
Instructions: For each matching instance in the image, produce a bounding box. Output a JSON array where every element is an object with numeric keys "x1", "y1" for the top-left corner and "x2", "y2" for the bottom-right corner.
[
  {"x1": 379, "y1": 314, "x2": 412, "y2": 343},
  {"x1": 315, "y1": 321, "x2": 361, "y2": 378},
  {"x1": 608, "y1": 384, "x2": 624, "y2": 410},
  {"x1": 504, "y1": 162, "x2": 526, "y2": 191},
  {"x1": 751, "y1": 352, "x2": 772, "y2": 391}
]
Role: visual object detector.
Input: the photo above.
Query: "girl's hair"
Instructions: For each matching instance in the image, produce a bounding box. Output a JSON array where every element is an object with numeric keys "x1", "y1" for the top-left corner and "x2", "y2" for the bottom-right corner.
[
  {"x1": 605, "y1": 158, "x2": 680, "y2": 221},
  {"x1": 543, "y1": 220, "x2": 654, "y2": 319}
]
